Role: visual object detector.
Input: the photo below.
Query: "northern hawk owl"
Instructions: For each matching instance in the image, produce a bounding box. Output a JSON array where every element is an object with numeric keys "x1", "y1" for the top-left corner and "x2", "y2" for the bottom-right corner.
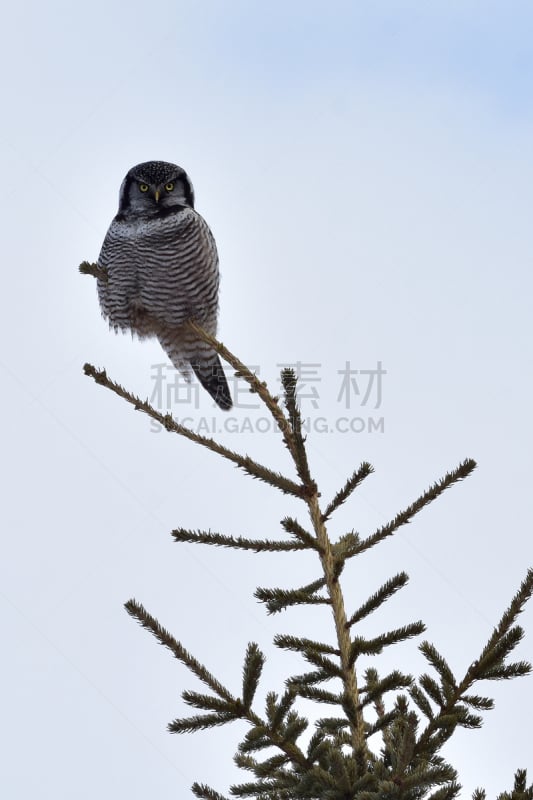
[{"x1": 97, "y1": 160, "x2": 232, "y2": 410}]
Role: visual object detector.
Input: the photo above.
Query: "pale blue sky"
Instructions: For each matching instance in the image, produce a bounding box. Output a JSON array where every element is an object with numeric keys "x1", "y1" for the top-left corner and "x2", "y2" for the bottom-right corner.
[{"x1": 1, "y1": 3, "x2": 532, "y2": 798}]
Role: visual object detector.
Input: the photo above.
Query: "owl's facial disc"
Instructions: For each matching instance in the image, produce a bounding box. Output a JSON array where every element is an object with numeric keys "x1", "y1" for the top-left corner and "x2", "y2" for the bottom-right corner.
[{"x1": 117, "y1": 161, "x2": 196, "y2": 215}]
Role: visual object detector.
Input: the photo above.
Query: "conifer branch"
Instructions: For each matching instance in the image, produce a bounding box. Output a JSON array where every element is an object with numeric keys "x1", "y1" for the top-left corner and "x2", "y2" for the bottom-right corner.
[
  {"x1": 359, "y1": 670, "x2": 413, "y2": 708},
  {"x1": 242, "y1": 643, "x2": 265, "y2": 710},
  {"x1": 428, "y1": 786, "x2": 462, "y2": 800},
  {"x1": 181, "y1": 691, "x2": 237, "y2": 713},
  {"x1": 322, "y1": 462, "x2": 374, "y2": 522},
  {"x1": 255, "y1": 578, "x2": 329, "y2": 614},
  {"x1": 300, "y1": 649, "x2": 344, "y2": 679},
  {"x1": 255, "y1": 586, "x2": 330, "y2": 614},
  {"x1": 315, "y1": 717, "x2": 349, "y2": 734},
  {"x1": 83, "y1": 363, "x2": 306, "y2": 498},
  {"x1": 418, "y1": 673, "x2": 445, "y2": 706},
  {"x1": 254, "y1": 753, "x2": 292, "y2": 778},
  {"x1": 293, "y1": 686, "x2": 342, "y2": 705},
  {"x1": 285, "y1": 669, "x2": 331, "y2": 689},
  {"x1": 159, "y1": 638, "x2": 311, "y2": 771},
  {"x1": 409, "y1": 684, "x2": 436, "y2": 720},
  {"x1": 265, "y1": 689, "x2": 297, "y2": 731},
  {"x1": 192, "y1": 783, "x2": 232, "y2": 800},
  {"x1": 280, "y1": 368, "x2": 315, "y2": 490},
  {"x1": 364, "y1": 710, "x2": 401, "y2": 738},
  {"x1": 481, "y1": 662, "x2": 531, "y2": 680},
  {"x1": 467, "y1": 568, "x2": 533, "y2": 683},
  {"x1": 393, "y1": 713, "x2": 418, "y2": 775},
  {"x1": 305, "y1": 730, "x2": 330, "y2": 763},
  {"x1": 350, "y1": 621, "x2": 426, "y2": 664},
  {"x1": 169, "y1": 711, "x2": 239, "y2": 733},
  {"x1": 346, "y1": 572, "x2": 409, "y2": 628},
  {"x1": 473, "y1": 771, "x2": 533, "y2": 800},
  {"x1": 273, "y1": 634, "x2": 340, "y2": 657},
  {"x1": 171, "y1": 528, "x2": 310, "y2": 552},
  {"x1": 234, "y1": 751, "x2": 291, "y2": 778},
  {"x1": 492, "y1": 769, "x2": 533, "y2": 800},
  {"x1": 414, "y1": 569, "x2": 533, "y2": 760},
  {"x1": 356, "y1": 458, "x2": 477, "y2": 554},
  {"x1": 236, "y1": 705, "x2": 312, "y2": 767},
  {"x1": 124, "y1": 599, "x2": 235, "y2": 702},
  {"x1": 400, "y1": 764, "x2": 459, "y2": 793},
  {"x1": 124, "y1": 608, "x2": 311, "y2": 771},
  {"x1": 282, "y1": 713, "x2": 309, "y2": 742},
  {"x1": 461, "y1": 694, "x2": 494, "y2": 711},
  {"x1": 232, "y1": 753, "x2": 257, "y2": 772},
  {"x1": 280, "y1": 517, "x2": 320, "y2": 551},
  {"x1": 332, "y1": 531, "x2": 362, "y2": 563},
  {"x1": 230, "y1": 778, "x2": 293, "y2": 797},
  {"x1": 419, "y1": 642, "x2": 456, "y2": 691},
  {"x1": 238, "y1": 726, "x2": 273, "y2": 754}
]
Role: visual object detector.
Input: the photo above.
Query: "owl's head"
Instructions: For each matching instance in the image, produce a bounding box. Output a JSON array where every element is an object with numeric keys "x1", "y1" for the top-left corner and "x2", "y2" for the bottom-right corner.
[{"x1": 117, "y1": 161, "x2": 195, "y2": 217}]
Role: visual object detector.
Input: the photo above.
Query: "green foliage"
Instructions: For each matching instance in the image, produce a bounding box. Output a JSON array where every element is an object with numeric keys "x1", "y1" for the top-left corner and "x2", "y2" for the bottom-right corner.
[{"x1": 79, "y1": 301, "x2": 532, "y2": 800}]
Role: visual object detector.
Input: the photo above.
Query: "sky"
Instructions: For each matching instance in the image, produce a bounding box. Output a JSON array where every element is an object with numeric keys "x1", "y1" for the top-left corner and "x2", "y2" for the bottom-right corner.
[{"x1": 1, "y1": 1, "x2": 533, "y2": 797}]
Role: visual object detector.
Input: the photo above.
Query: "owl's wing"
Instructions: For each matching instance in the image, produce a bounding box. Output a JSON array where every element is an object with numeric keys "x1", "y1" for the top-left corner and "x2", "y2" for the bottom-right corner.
[{"x1": 96, "y1": 219, "x2": 141, "y2": 332}]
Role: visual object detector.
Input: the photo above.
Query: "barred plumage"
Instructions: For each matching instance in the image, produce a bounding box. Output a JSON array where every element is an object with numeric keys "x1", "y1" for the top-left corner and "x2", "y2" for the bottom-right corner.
[{"x1": 97, "y1": 161, "x2": 232, "y2": 410}]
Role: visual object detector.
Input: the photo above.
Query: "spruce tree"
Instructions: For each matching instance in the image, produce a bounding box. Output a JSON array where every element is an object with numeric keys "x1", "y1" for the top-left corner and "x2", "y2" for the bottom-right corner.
[{"x1": 82, "y1": 261, "x2": 532, "y2": 800}]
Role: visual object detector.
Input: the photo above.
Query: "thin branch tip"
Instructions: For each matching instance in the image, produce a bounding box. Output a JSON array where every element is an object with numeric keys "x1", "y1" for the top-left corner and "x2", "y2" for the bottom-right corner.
[
  {"x1": 83, "y1": 363, "x2": 108, "y2": 384},
  {"x1": 79, "y1": 260, "x2": 108, "y2": 281}
]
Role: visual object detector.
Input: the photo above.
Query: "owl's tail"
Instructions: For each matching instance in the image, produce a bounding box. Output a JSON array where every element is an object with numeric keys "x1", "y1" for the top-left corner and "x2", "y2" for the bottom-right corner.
[
  {"x1": 191, "y1": 354, "x2": 233, "y2": 411},
  {"x1": 158, "y1": 331, "x2": 233, "y2": 410}
]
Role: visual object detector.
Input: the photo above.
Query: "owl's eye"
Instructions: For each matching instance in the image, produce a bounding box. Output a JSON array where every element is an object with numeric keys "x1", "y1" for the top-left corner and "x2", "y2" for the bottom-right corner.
[
  {"x1": 165, "y1": 182, "x2": 175, "y2": 192},
  {"x1": 139, "y1": 183, "x2": 149, "y2": 193}
]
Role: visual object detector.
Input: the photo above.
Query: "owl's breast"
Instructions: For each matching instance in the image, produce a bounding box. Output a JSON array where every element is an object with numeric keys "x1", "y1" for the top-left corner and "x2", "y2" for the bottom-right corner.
[{"x1": 97, "y1": 208, "x2": 219, "y2": 336}]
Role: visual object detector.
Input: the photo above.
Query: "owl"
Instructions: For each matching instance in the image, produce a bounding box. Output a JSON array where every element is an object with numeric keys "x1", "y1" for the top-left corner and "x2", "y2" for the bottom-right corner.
[{"x1": 97, "y1": 160, "x2": 232, "y2": 410}]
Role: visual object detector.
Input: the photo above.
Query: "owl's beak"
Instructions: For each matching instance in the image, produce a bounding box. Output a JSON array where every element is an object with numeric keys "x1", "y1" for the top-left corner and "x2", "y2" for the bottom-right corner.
[{"x1": 154, "y1": 189, "x2": 160, "y2": 203}]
